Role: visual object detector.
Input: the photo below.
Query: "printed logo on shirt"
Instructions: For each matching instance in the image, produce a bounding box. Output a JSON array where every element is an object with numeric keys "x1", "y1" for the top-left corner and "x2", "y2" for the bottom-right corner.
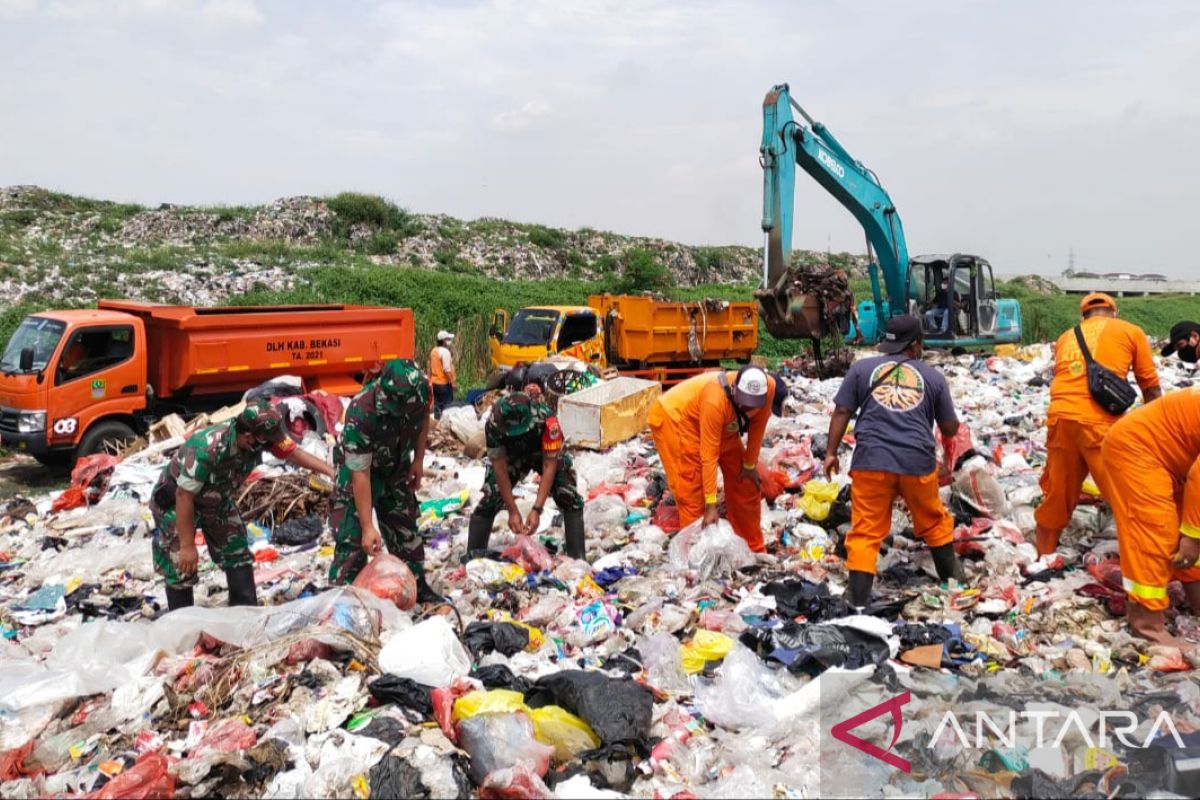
[{"x1": 868, "y1": 362, "x2": 925, "y2": 412}]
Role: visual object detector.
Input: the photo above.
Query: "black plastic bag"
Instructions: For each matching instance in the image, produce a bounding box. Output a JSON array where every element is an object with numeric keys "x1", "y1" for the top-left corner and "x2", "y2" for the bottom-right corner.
[
  {"x1": 368, "y1": 676, "x2": 433, "y2": 718},
  {"x1": 526, "y1": 670, "x2": 652, "y2": 750},
  {"x1": 368, "y1": 750, "x2": 472, "y2": 800},
  {"x1": 739, "y1": 622, "x2": 890, "y2": 675},
  {"x1": 463, "y1": 621, "x2": 529, "y2": 658},
  {"x1": 469, "y1": 664, "x2": 533, "y2": 694},
  {"x1": 273, "y1": 515, "x2": 323, "y2": 546}
]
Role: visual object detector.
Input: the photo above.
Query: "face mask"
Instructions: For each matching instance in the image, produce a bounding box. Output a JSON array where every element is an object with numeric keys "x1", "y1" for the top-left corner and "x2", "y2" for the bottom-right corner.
[{"x1": 1179, "y1": 343, "x2": 1199, "y2": 364}]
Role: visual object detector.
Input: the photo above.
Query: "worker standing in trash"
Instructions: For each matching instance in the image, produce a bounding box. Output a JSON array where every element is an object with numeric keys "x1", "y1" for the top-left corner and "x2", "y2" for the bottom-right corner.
[
  {"x1": 466, "y1": 366, "x2": 587, "y2": 558},
  {"x1": 648, "y1": 366, "x2": 776, "y2": 552},
  {"x1": 329, "y1": 359, "x2": 440, "y2": 602},
  {"x1": 1035, "y1": 293, "x2": 1161, "y2": 555},
  {"x1": 151, "y1": 401, "x2": 334, "y2": 611},
  {"x1": 1161, "y1": 320, "x2": 1200, "y2": 363},
  {"x1": 1101, "y1": 386, "x2": 1200, "y2": 650},
  {"x1": 824, "y1": 315, "x2": 966, "y2": 608},
  {"x1": 430, "y1": 330, "x2": 456, "y2": 418}
]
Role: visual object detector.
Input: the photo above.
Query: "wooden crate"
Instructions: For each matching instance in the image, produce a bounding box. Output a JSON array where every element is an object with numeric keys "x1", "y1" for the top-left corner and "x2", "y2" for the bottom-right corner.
[{"x1": 557, "y1": 377, "x2": 661, "y2": 450}]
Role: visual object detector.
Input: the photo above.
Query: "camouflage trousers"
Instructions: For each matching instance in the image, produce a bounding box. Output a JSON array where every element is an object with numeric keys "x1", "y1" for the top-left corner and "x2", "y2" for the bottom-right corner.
[
  {"x1": 328, "y1": 476, "x2": 423, "y2": 585},
  {"x1": 150, "y1": 500, "x2": 250, "y2": 588},
  {"x1": 472, "y1": 454, "x2": 584, "y2": 520}
]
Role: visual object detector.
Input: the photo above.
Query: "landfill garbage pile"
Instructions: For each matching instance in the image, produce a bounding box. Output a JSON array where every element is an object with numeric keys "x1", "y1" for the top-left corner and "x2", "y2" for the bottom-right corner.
[{"x1": 2, "y1": 349, "x2": 1200, "y2": 798}]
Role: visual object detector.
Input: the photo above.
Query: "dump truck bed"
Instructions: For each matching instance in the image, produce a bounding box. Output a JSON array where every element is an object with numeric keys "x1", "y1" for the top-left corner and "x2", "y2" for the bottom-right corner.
[
  {"x1": 97, "y1": 300, "x2": 414, "y2": 398},
  {"x1": 587, "y1": 294, "x2": 758, "y2": 366}
]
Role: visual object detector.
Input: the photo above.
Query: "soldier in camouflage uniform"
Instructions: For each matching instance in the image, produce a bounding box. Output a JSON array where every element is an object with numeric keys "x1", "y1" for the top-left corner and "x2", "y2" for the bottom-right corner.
[
  {"x1": 466, "y1": 368, "x2": 587, "y2": 559},
  {"x1": 329, "y1": 359, "x2": 438, "y2": 597},
  {"x1": 151, "y1": 401, "x2": 334, "y2": 611}
]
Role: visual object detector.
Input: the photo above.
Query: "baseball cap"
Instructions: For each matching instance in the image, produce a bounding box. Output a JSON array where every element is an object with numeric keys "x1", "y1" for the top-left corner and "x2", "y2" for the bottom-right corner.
[
  {"x1": 733, "y1": 367, "x2": 769, "y2": 409},
  {"x1": 236, "y1": 400, "x2": 287, "y2": 445},
  {"x1": 770, "y1": 372, "x2": 788, "y2": 417},
  {"x1": 1080, "y1": 293, "x2": 1117, "y2": 313},
  {"x1": 878, "y1": 315, "x2": 922, "y2": 355},
  {"x1": 1161, "y1": 321, "x2": 1200, "y2": 358},
  {"x1": 437, "y1": 330, "x2": 455, "y2": 342}
]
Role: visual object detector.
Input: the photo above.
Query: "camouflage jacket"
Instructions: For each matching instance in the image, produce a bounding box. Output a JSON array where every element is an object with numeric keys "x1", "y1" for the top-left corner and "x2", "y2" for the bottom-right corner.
[
  {"x1": 335, "y1": 378, "x2": 427, "y2": 483},
  {"x1": 485, "y1": 392, "x2": 564, "y2": 463},
  {"x1": 151, "y1": 420, "x2": 264, "y2": 511}
]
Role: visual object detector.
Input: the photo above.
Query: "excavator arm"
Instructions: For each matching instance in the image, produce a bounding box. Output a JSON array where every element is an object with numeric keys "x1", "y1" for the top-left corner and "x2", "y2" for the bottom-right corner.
[{"x1": 757, "y1": 83, "x2": 908, "y2": 340}]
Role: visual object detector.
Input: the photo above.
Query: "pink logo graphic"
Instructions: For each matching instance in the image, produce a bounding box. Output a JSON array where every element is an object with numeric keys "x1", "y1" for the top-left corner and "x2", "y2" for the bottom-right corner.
[{"x1": 830, "y1": 690, "x2": 912, "y2": 773}]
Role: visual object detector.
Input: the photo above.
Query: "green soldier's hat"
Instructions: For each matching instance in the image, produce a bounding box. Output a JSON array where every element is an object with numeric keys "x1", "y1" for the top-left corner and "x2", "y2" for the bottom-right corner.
[
  {"x1": 377, "y1": 359, "x2": 431, "y2": 415},
  {"x1": 236, "y1": 400, "x2": 288, "y2": 445},
  {"x1": 498, "y1": 394, "x2": 539, "y2": 437}
]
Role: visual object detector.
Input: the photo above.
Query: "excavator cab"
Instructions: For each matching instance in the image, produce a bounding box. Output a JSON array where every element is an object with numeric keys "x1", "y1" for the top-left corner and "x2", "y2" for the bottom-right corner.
[{"x1": 906, "y1": 254, "x2": 1003, "y2": 344}]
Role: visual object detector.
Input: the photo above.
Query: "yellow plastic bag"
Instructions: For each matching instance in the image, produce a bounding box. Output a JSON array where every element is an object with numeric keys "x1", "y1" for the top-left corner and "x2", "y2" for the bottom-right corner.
[
  {"x1": 1081, "y1": 478, "x2": 1101, "y2": 497},
  {"x1": 530, "y1": 705, "x2": 600, "y2": 763},
  {"x1": 486, "y1": 610, "x2": 546, "y2": 651},
  {"x1": 798, "y1": 480, "x2": 839, "y2": 522},
  {"x1": 500, "y1": 563, "x2": 527, "y2": 584},
  {"x1": 680, "y1": 630, "x2": 734, "y2": 674},
  {"x1": 452, "y1": 689, "x2": 529, "y2": 722}
]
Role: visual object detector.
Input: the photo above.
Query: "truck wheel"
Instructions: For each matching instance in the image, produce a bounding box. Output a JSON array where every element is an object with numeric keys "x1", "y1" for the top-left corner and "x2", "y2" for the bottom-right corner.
[{"x1": 76, "y1": 421, "x2": 137, "y2": 459}]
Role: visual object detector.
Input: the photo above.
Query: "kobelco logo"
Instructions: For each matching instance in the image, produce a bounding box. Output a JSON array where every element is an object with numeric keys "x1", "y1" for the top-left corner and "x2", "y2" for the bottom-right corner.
[
  {"x1": 818, "y1": 147, "x2": 846, "y2": 180},
  {"x1": 831, "y1": 690, "x2": 911, "y2": 773}
]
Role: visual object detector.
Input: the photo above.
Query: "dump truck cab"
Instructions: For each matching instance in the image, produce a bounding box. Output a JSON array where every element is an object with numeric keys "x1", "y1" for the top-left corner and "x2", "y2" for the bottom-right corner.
[
  {"x1": 489, "y1": 305, "x2": 605, "y2": 370},
  {"x1": 0, "y1": 309, "x2": 148, "y2": 464}
]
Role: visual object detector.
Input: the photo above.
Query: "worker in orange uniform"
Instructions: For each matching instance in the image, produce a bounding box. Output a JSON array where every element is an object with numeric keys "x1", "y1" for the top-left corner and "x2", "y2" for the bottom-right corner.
[
  {"x1": 825, "y1": 316, "x2": 966, "y2": 609},
  {"x1": 648, "y1": 367, "x2": 777, "y2": 552},
  {"x1": 1035, "y1": 293, "x2": 1161, "y2": 555},
  {"x1": 429, "y1": 330, "x2": 456, "y2": 419},
  {"x1": 1102, "y1": 386, "x2": 1200, "y2": 649}
]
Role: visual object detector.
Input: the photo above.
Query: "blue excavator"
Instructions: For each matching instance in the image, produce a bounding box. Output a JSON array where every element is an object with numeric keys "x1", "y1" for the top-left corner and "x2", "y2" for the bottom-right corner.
[{"x1": 754, "y1": 83, "x2": 1022, "y2": 349}]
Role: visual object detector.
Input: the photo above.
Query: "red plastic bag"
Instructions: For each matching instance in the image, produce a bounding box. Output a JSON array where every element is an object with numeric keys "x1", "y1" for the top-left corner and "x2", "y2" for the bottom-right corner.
[
  {"x1": 0, "y1": 741, "x2": 35, "y2": 781},
  {"x1": 757, "y1": 461, "x2": 784, "y2": 503},
  {"x1": 190, "y1": 719, "x2": 256, "y2": 756},
  {"x1": 52, "y1": 453, "x2": 121, "y2": 512},
  {"x1": 431, "y1": 679, "x2": 476, "y2": 744},
  {"x1": 479, "y1": 765, "x2": 555, "y2": 799},
  {"x1": 88, "y1": 752, "x2": 174, "y2": 800},
  {"x1": 352, "y1": 553, "x2": 416, "y2": 610},
  {"x1": 767, "y1": 442, "x2": 816, "y2": 490},
  {"x1": 937, "y1": 425, "x2": 975, "y2": 486},
  {"x1": 1086, "y1": 557, "x2": 1124, "y2": 593},
  {"x1": 587, "y1": 483, "x2": 630, "y2": 501},
  {"x1": 652, "y1": 500, "x2": 680, "y2": 534},
  {"x1": 51, "y1": 485, "x2": 87, "y2": 513},
  {"x1": 286, "y1": 638, "x2": 333, "y2": 665},
  {"x1": 502, "y1": 536, "x2": 554, "y2": 573}
]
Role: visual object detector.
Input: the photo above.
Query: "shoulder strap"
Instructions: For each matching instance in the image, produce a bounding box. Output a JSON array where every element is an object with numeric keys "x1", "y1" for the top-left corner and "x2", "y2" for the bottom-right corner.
[
  {"x1": 1073, "y1": 326, "x2": 1094, "y2": 367},
  {"x1": 717, "y1": 371, "x2": 751, "y2": 435}
]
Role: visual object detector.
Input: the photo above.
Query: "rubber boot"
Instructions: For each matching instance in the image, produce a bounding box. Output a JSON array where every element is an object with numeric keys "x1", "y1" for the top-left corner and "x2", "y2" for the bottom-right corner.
[
  {"x1": 1185, "y1": 581, "x2": 1200, "y2": 615},
  {"x1": 1035, "y1": 525, "x2": 1060, "y2": 557},
  {"x1": 466, "y1": 514, "x2": 494, "y2": 556},
  {"x1": 930, "y1": 543, "x2": 967, "y2": 583},
  {"x1": 225, "y1": 564, "x2": 258, "y2": 607},
  {"x1": 846, "y1": 570, "x2": 874, "y2": 609},
  {"x1": 1126, "y1": 600, "x2": 1184, "y2": 648},
  {"x1": 165, "y1": 586, "x2": 194, "y2": 611},
  {"x1": 563, "y1": 509, "x2": 586, "y2": 560},
  {"x1": 415, "y1": 569, "x2": 446, "y2": 605}
]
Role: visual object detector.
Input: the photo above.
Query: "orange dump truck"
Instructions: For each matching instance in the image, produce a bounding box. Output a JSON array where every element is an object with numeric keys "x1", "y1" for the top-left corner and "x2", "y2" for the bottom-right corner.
[
  {"x1": 490, "y1": 293, "x2": 758, "y2": 384},
  {"x1": 0, "y1": 300, "x2": 414, "y2": 465}
]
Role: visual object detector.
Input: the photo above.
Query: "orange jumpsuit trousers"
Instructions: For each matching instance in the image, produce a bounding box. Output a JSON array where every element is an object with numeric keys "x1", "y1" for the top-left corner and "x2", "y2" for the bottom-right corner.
[{"x1": 846, "y1": 469, "x2": 954, "y2": 574}]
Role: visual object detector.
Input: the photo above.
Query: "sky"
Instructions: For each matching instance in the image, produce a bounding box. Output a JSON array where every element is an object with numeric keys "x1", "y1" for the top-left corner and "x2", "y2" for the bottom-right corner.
[{"x1": 2, "y1": 0, "x2": 1199, "y2": 278}]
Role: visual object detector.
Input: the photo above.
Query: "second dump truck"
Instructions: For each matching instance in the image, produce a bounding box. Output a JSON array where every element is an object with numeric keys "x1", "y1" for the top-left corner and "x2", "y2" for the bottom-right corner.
[
  {"x1": 0, "y1": 300, "x2": 415, "y2": 465},
  {"x1": 490, "y1": 293, "x2": 759, "y2": 384}
]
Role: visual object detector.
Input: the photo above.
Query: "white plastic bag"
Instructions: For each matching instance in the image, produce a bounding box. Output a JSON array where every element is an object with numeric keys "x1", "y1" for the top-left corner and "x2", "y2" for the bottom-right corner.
[
  {"x1": 378, "y1": 615, "x2": 470, "y2": 688},
  {"x1": 584, "y1": 494, "x2": 627, "y2": 532},
  {"x1": 441, "y1": 406, "x2": 484, "y2": 444},
  {"x1": 694, "y1": 646, "x2": 796, "y2": 730},
  {"x1": 952, "y1": 455, "x2": 1010, "y2": 518},
  {"x1": 667, "y1": 519, "x2": 754, "y2": 581}
]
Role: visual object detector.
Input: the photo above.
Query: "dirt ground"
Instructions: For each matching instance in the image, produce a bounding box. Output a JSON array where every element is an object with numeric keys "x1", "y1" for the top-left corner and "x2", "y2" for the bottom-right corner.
[{"x1": 0, "y1": 454, "x2": 68, "y2": 502}]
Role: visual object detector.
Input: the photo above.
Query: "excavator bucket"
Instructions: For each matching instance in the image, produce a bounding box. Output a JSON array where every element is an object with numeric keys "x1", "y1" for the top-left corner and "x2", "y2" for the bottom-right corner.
[{"x1": 753, "y1": 265, "x2": 853, "y2": 341}]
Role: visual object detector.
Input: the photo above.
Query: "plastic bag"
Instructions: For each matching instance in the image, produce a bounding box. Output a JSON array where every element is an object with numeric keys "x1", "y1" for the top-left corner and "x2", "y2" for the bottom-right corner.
[
  {"x1": 639, "y1": 633, "x2": 690, "y2": 694},
  {"x1": 527, "y1": 670, "x2": 652, "y2": 747},
  {"x1": 667, "y1": 519, "x2": 754, "y2": 581},
  {"x1": 584, "y1": 495, "x2": 627, "y2": 532},
  {"x1": 273, "y1": 516, "x2": 323, "y2": 546},
  {"x1": 680, "y1": 630, "x2": 734, "y2": 674},
  {"x1": 936, "y1": 425, "x2": 975, "y2": 485},
  {"x1": 455, "y1": 712, "x2": 553, "y2": 783},
  {"x1": 463, "y1": 621, "x2": 531, "y2": 658},
  {"x1": 529, "y1": 705, "x2": 601, "y2": 763},
  {"x1": 952, "y1": 455, "x2": 1010, "y2": 518},
  {"x1": 797, "y1": 481, "x2": 839, "y2": 522},
  {"x1": 757, "y1": 461, "x2": 784, "y2": 503},
  {"x1": 478, "y1": 765, "x2": 555, "y2": 799},
  {"x1": 501, "y1": 536, "x2": 554, "y2": 573},
  {"x1": 191, "y1": 718, "x2": 256, "y2": 756},
  {"x1": 367, "y1": 676, "x2": 433, "y2": 718},
  {"x1": 87, "y1": 752, "x2": 174, "y2": 799},
  {"x1": 453, "y1": 689, "x2": 529, "y2": 722},
  {"x1": 379, "y1": 615, "x2": 470, "y2": 688},
  {"x1": 769, "y1": 442, "x2": 816, "y2": 489},
  {"x1": 351, "y1": 553, "x2": 417, "y2": 611},
  {"x1": 652, "y1": 500, "x2": 681, "y2": 533},
  {"x1": 53, "y1": 454, "x2": 121, "y2": 512},
  {"x1": 286, "y1": 639, "x2": 334, "y2": 665},
  {"x1": 441, "y1": 405, "x2": 485, "y2": 443},
  {"x1": 694, "y1": 646, "x2": 797, "y2": 731}
]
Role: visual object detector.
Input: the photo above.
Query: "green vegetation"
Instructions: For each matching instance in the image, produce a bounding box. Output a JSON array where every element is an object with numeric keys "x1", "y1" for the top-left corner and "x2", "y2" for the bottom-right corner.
[
  {"x1": 325, "y1": 192, "x2": 421, "y2": 242},
  {"x1": 527, "y1": 224, "x2": 566, "y2": 250},
  {"x1": 620, "y1": 248, "x2": 672, "y2": 292}
]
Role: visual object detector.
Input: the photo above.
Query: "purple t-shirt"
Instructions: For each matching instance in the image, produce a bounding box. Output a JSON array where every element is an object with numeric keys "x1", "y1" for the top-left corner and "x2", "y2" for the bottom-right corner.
[{"x1": 832, "y1": 355, "x2": 957, "y2": 476}]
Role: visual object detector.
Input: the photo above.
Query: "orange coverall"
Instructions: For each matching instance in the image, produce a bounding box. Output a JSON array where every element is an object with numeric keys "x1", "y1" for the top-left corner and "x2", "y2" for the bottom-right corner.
[
  {"x1": 648, "y1": 371, "x2": 775, "y2": 552},
  {"x1": 1036, "y1": 317, "x2": 1159, "y2": 553},
  {"x1": 1101, "y1": 387, "x2": 1200, "y2": 611}
]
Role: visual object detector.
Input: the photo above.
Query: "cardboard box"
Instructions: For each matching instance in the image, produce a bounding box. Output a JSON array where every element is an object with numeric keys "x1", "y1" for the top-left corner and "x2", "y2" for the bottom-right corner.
[{"x1": 557, "y1": 377, "x2": 661, "y2": 450}]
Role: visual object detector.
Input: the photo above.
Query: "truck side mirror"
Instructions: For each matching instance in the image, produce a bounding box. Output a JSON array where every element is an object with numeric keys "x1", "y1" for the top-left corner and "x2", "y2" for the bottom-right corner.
[
  {"x1": 490, "y1": 325, "x2": 501, "y2": 339},
  {"x1": 18, "y1": 347, "x2": 33, "y2": 372}
]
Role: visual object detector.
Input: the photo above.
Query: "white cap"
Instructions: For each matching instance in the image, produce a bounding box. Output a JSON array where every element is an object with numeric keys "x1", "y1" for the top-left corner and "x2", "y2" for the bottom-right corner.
[
  {"x1": 437, "y1": 330, "x2": 454, "y2": 342},
  {"x1": 734, "y1": 367, "x2": 768, "y2": 409}
]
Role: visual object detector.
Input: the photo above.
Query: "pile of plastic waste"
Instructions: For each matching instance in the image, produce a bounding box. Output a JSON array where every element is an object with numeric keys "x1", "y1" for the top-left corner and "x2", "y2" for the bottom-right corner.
[{"x1": 1, "y1": 348, "x2": 1199, "y2": 798}]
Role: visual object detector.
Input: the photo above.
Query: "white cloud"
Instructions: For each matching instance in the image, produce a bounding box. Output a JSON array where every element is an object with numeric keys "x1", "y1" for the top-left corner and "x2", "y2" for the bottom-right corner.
[
  {"x1": 200, "y1": 0, "x2": 264, "y2": 29},
  {"x1": 488, "y1": 100, "x2": 552, "y2": 133},
  {"x1": 0, "y1": 0, "x2": 36, "y2": 20}
]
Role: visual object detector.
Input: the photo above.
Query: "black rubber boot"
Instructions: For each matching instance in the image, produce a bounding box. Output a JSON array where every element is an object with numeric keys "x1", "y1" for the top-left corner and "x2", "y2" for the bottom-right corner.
[
  {"x1": 415, "y1": 570, "x2": 446, "y2": 605},
  {"x1": 225, "y1": 564, "x2": 258, "y2": 607},
  {"x1": 563, "y1": 509, "x2": 586, "y2": 560},
  {"x1": 165, "y1": 586, "x2": 194, "y2": 611},
  {"x1": 466, "y1": 513, "x2": 494, "y2": 556},
  {"x1": 930, "y1": 543, "x2": 967, "y2": 583},
  {"x1": 847, "y1": 570, "x2": 874, "y2": 609}
]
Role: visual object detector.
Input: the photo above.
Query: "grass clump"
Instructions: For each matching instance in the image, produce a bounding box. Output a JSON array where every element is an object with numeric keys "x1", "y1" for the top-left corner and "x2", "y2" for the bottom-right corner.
[
  {"x1": 326, "y1": 192, "x2": 421, "y2": 241},
  {"x1": 620, "y1": 248, "x2": 672, "y2": 292}
]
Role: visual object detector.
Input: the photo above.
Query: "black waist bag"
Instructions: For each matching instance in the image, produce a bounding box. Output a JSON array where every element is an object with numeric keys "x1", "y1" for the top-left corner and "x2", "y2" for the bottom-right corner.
[{"x1": 1074, "y1": 326, "x2": 1137, "y2": 415}]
